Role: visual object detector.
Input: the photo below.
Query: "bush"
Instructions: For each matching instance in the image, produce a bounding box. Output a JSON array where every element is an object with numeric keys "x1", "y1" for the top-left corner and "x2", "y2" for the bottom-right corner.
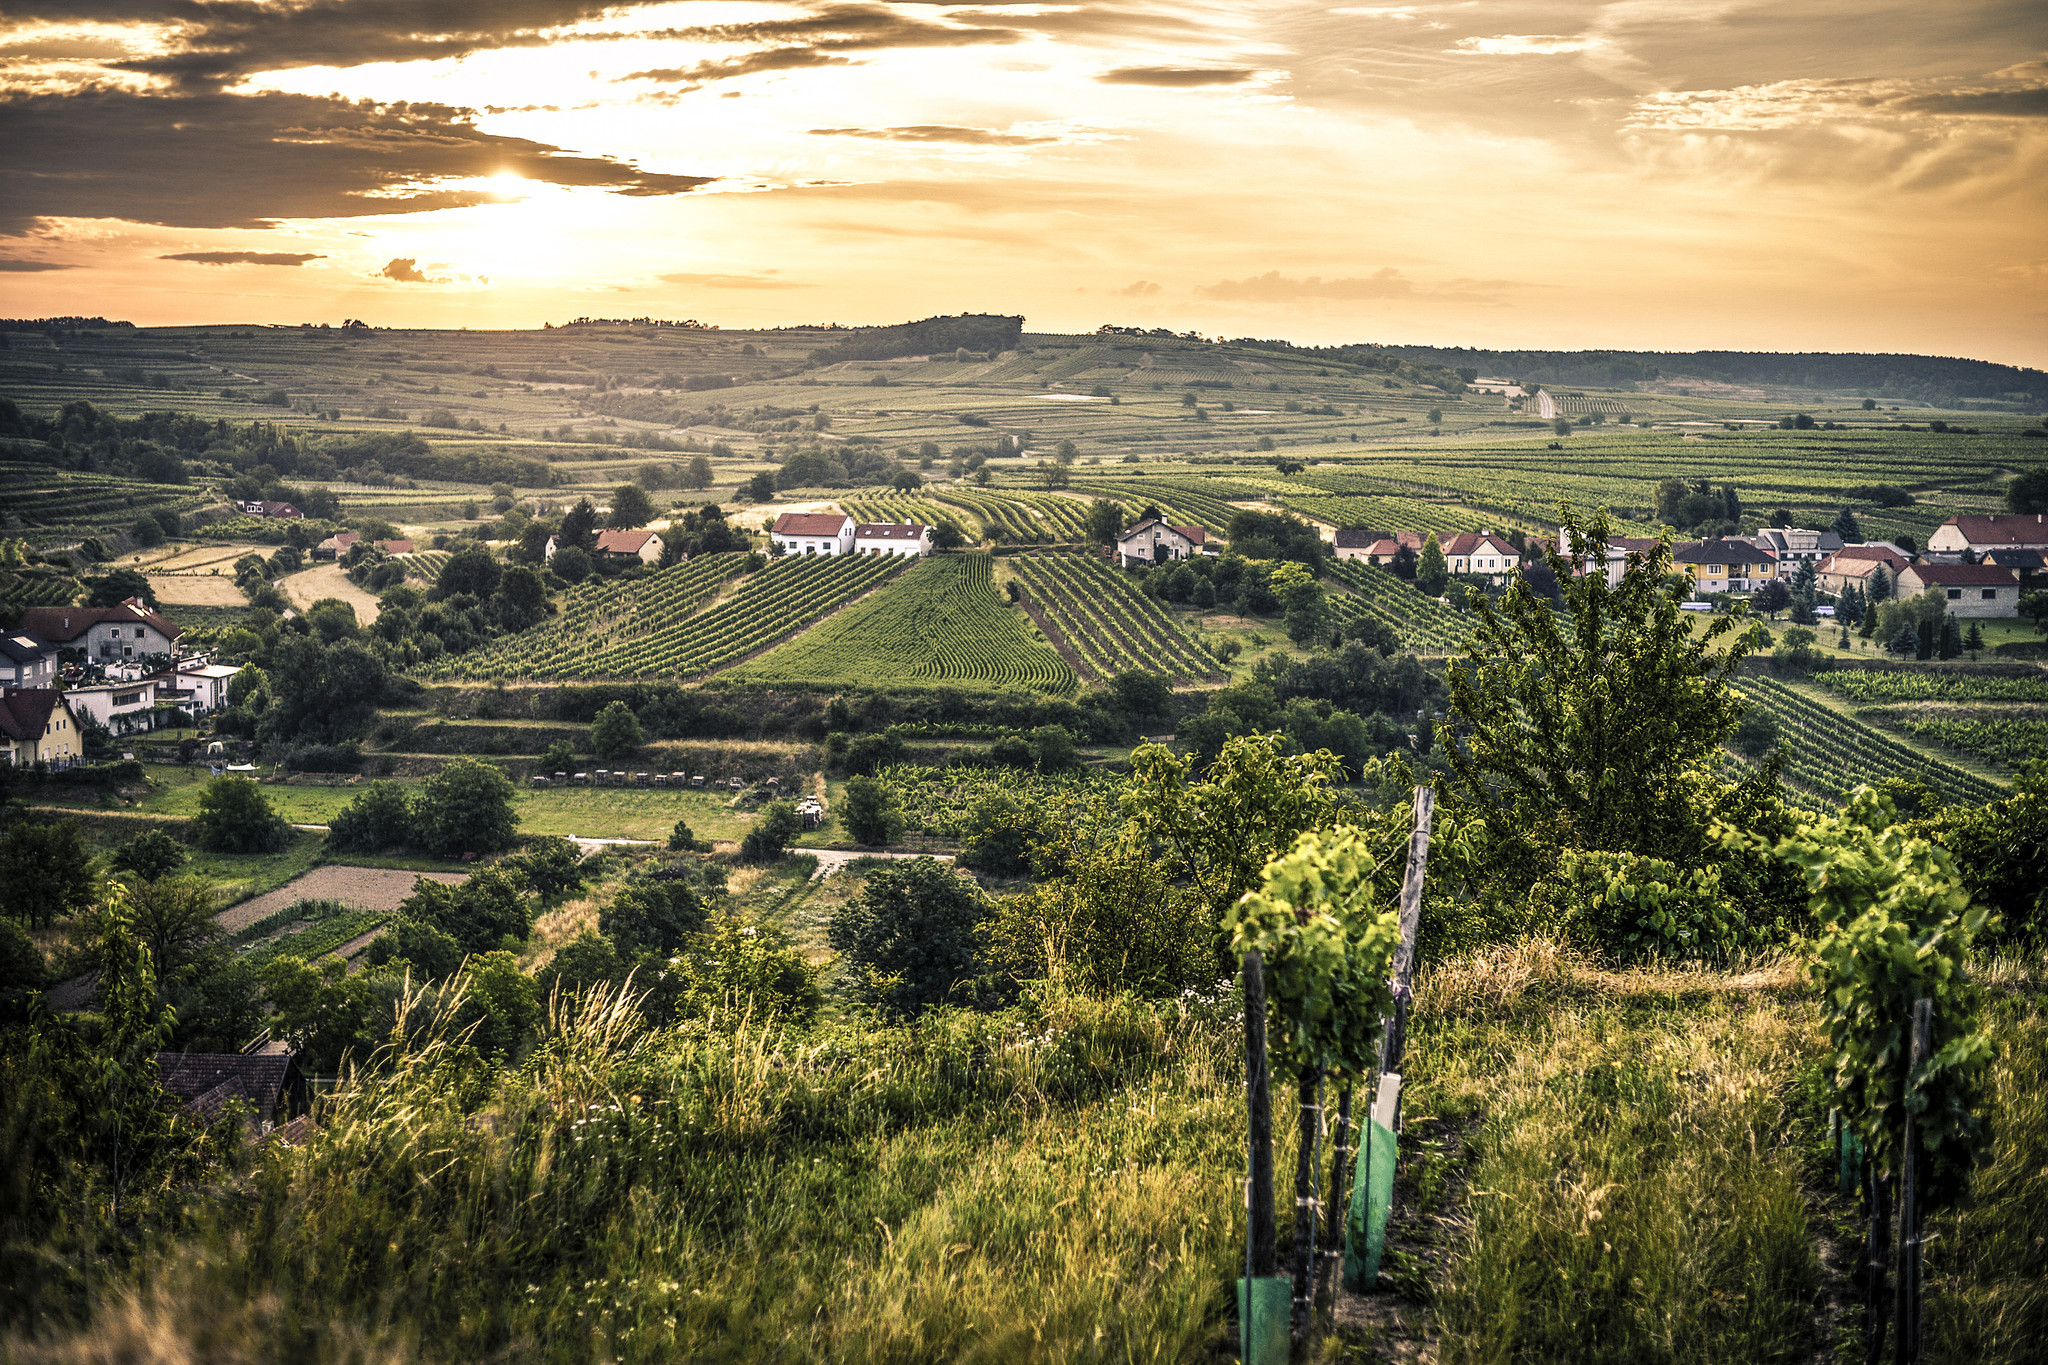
[
  {"x1": 511, "y1": 835, "x2": 585, "y2": 898},
  {"x1": 670, "y1": 914, "x2": 821, "y2": 1025},
  {"x1": 839, "y1": 775, "x2": 903, "y2": 846},
  {"x1": 327, "y1": 781, "x2": 413, "y2": 854},
  {"x1": 539, "y1": 738, "x2": 577, "y2": 773},
  {"x1": 840, "y1": 729, "x2": 906, "y2": 775},
  {"x1": 192, "y1": 777, "x2": 290, "y2": 854},
  {"x1": 601, "y1": 867, "x2": 708, "y2": 957},
  {"x1": 590, "y1": 700, "x2": 644, "y2": 760},
  {"x1": 828, "y1": 858, "x2": 987, "y2": 1017},
  {"x1": 362, "y1": 917, "x2": 465, "y2": 981},
  {"x1": 412, "y1": 758, "x2": 518, "y2": 858},
  {"x1": 398, "y1": 867, "x2": 530, "y2": 955},
  {"x1": 110, "y1": 828, "x2": 188, "y2": 882},
  {"x1": 740, "y1": 801, "x2": 803, "y2": 863},
  {"x1": 668, "y1": 818, "x2": 709, "y2": 853}
]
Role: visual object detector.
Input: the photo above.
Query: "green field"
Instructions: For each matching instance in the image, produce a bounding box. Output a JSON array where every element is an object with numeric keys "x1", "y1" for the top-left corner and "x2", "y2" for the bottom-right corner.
[
  {"x1": 1008, "y1": 551, "x2": 1222, "y2": 684},
  {"x1": 734, "y1": 554, "x2": 1077, "y2": 692}
]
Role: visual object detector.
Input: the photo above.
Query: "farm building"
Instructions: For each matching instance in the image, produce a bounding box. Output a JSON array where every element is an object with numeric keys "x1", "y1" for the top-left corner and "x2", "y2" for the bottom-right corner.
[
  {"x1": 0, "y1": 687, "x2": 84, "y2": 766},
  {"x1": 312, "y1": 532, "x2": 360, "y2": 560},
  {"x1": 1816, "y1": 546, "x2": 1908, "y2": 597},
  {"x1": 0, "y1": 631, "x2": 57, "y2": 688},
  {"x1": 1334, "y1": 528, "x2": 1421, "y2": 563},
  {"x1": 1440, "y1": 532, "x2": 1520, "y2": 583},
  {"x1": 376, "y1": 539, "x2": 415, "y2": 556},
  {"x1": 1558, "y1": 534, "x2": 1662, "y2": 586},
  {"x1": 235, "y1": 500, "x2": 303, "y2": 518},
  {"x1": 1115, "y1": 518, "x2": 1205, "y2": 567},
  {"x1": 853, "y1": 522, "x2": 933, "y2": 557},
  {"x1": 772, "y1": 512, "x2": 855, "y2": 556},
  {"x1": 1926, "y1": 513, "x2": 2048, "y2": 559},
  {"x1": 156, "y1": 1051, "x2": 310, "y2": 1134},
  {"x1": 18, "y1": 597, "x2": 182, "y2": 662},
  {"x1": 1673, "y1": 538, "x2": 1777, "y2": 596},
  {"x1": 593, "y1": 529, "x2": 664, "y2": 564},
  {"x1": 1896, "y1": 562, "x2": 2022, "y2": 616}
]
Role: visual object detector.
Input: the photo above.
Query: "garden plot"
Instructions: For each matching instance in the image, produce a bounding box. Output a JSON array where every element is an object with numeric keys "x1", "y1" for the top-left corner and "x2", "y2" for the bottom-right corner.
[{"x1": 214, "y1": 865, "x2": 467, "y2": 934}]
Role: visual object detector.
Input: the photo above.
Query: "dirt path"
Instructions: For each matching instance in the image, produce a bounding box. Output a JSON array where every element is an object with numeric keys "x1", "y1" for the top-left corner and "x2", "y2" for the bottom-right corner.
[
  {"x1": 280, "y1": 562, "x2": 383, "y2": 624},
  {"x1": 807, "y1": 849, "x2": 954, "y2": 882}
]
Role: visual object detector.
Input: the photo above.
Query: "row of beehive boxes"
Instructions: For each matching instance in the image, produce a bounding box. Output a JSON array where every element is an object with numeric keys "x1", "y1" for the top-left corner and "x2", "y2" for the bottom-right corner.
[{"x1": 529, "y1": 771, "x2": 793, "y2": 791}]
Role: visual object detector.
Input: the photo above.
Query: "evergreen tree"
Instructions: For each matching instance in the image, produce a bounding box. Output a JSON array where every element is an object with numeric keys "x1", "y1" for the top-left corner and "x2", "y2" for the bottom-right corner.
[
  {"x1": 1832, "y1": 506, "x2": 1862, "y2": 541},
  {"x1": 1416, "y1": 534, "x2": 1448, "y2": 595},
  {"x1": 1964, "y1": 619, "x2": 1984, "y2": 652},
  {"x1": 1938, "y1": 614, "x2": 1962, "y2": 660}
]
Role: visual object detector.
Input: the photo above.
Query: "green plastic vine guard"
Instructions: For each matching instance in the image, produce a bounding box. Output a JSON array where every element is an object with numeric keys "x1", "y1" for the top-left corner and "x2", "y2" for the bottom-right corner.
[
  {"x1": 1236, "y1": 1276, "x2": 1291, "y2": 1365},
  {"x1": 1343, "y1": 1073, "x2": 1402, "y2": 1291}
]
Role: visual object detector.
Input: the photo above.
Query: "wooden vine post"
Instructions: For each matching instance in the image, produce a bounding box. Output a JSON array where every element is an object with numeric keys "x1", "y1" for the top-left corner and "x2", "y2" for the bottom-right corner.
[
  {"x1": 1238, "y1": 950, "x2": 1287, "y2": 1365},
  {"x1": 1343, "y1": 786, "x2": 1433, "y2": 1293},
  {"x1": 1894, "y1": 997, "x2": 1932, "y2": 1365}
]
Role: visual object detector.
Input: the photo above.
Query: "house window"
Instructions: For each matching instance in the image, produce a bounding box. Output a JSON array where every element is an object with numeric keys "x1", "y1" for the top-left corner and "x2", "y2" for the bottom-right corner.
[
  {"x1": 1709, "y1": 565, "x2": 1723, "y2": 574},
  {"x1": 1947, "y1": 588, "x2": 1962, "y2": 600},
  {"x1": 1982, "y1": 588, "x2": 1997, "y2": 600}
]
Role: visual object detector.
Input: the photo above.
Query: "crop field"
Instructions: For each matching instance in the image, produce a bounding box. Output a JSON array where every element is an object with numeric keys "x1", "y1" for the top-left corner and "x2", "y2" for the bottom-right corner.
[
  {"x1": 1009, "y1": 552, "x2": 1222, "y2": 684},
  {"x1": 837, "y1": 491, "x2": 962, "y2": 531},
  {"x1": 1322, "y1": 558, "x2": 1475, "y2": 654},
  {"x1": 1893, "y1": 717, "x2": 2048, "y2": 770},
  {"x1": 734, "y1": 554, "x2": 1076, "y2": 692},
  {"x1": 427, "y1": 552, "x2": 905, "y2": 681},
  {"x1": 1733, "y1": 676, "x2": 2009, "y2": 806},
  {"x1": 869, "y1": 762, "x2": 1118, "y2": 837},
  {"x1": 1815, "y1": 671, "x2": 2048, "y2": 704},
  {"x1": 0, "y1": 461, "x2": 210, "y2": 545}
]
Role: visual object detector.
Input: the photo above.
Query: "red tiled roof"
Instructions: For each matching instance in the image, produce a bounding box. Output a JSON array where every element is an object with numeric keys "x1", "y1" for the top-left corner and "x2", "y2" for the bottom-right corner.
[
  {"x1": 1940, "y1": 514, "x2": 2048, "y2": 547},
  {"x1": 1441, "y1": 532, "x2": 1516, "y2": 557},
  {"x1": 1902, "y1": 562, "x2": 2020, "y2": 587},
  {"x1": 375, "y1": 539, "x2": 412, "y2": 555},
  {"x1": 1821, "y1": 547, "x2": 1906, "y2": 571},
  {"x1": 1365, "y1": 538, "x2": 1404, "y2": 556},
  {"x1": 1177, "y1": 525, "x2": 1205, "y2": 546},
  {"x1": 772, "y1": 512, "x2": 852, "y2": 537},
  {"x1": 594, "y1": 529, "x2": 656, "y2": 554},
  {"x1": 0, "y1": 688, "x2": 62, "y2": 742},
  {"x1": 18, "y1": 598, "x2": 182, "y2": 644},
  {"x1": 156, "y1": 1052, "x2": 302, "y2": 1123}
]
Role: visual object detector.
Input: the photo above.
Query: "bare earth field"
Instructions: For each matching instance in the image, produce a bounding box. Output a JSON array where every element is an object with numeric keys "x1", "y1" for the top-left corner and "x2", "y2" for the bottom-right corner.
[
  {"x1": 280, "y1": 562, "x2": 383, "y2": 623},
  {"x1": 148, "y1": 574, "x2": 251, "y2": 606},
  {"x1": 214, "y1": 865, "x2": 467, "y2": 934}
]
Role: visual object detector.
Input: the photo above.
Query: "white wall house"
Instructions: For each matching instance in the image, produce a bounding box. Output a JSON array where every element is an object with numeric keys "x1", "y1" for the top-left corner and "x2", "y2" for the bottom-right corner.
[
  {"x1": 772, "y1": 512, "x2": 855, "y2": 556},
  {"x1": 19, "y1": 599, "x2": 182, "y2": 662},
  {"x1": 1926, "y1": 514, "x2": 2048, "y2": 559},
  {"x1": 1115, "y1": 518, "x2": 1205, "y2": 567},
  {"x1": 853, "y1": 523, "x2": 933, "y2": 557},
  {"x1": 65, "y1": 678, "x2": 161, "y2": 737},
  {"x1": 1897, "y1": 562, "x2": 2022, "y2": 617},
  {"x1": 594, "y1": 529, "x2": 665, "y2": 564},
  {"x1": 1440, "y1": 532, "x2": 1521, "y2": 583}
]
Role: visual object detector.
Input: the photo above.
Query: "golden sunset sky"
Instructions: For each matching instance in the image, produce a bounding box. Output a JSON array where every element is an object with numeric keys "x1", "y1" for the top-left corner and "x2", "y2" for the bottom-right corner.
[{"x1": 3, "y1": 2, "x2": 2044, "y2": 364}]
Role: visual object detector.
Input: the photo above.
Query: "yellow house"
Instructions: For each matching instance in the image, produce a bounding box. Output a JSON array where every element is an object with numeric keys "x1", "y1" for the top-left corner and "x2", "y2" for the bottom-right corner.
[
  {"x1": 1, "y1": 687, "x2": 84, "y2": 767},
  {"x1": 1671, "y1": 538, "x2": 1778, "y2": 596}
]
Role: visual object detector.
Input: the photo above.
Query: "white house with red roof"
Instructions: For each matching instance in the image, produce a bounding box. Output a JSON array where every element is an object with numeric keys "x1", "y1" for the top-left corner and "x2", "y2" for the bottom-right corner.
[
  {"x1": 593, "y1": 528, "x2": 665, "y2": 564},
  {"x1": 853, "y1": 522, "x2": 933, "y2": 557},
  {"x1": 1897, "y1": 561, "x2": 2022, "y2": 616},
  {"x1": 1114, "y1": 518, "x2": 1205, "y2": 567},
  {"x1": 1926, "y1": 513, "x2": 2048, "y2": 560},
  {"x1": 1440, "y1": 532, "x2": 1521, "y2": 583},
  {"x1": 771, "y1": 511, "x2": 855, "y2": 556},
  {"x1": 18, "y1": 598, "x2": 182, "y2": 662},
  {"x1": 1816, "y1": 546, "x2": 1909, "y2": 597}
]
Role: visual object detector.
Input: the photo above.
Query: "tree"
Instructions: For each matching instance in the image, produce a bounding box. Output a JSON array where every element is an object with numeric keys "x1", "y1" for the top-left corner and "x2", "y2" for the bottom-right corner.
[
  {"x1": 434, "y1": 545, "x2": 501, "y2": 600},
  {"x1": 681, "y1": 454, "x2": 714, "y2": 490},
  {"x1": 511, "y1": 835, "x2": 585, "y2": 898},
  {"x1": 609, "y1": 483, "x2": 656, "y2": 529},
  {"x1": 124, "y1": 876, "x2": 221, "y2": 982},
  {"x1": 668, "y1": 818, "x2": 709, "y2": 852},
  {"x1": 1964, "y1": 619, "x2": 1984, "y2": 652},
  {"x1": 1439, "y1": 508, "x2": 1765, "y2": 895},
  {"x1": 399, "y1": 866, "x2": 530, "y2": 955},
  {"x1": 2020, "y1": 590, "x2": 2048, "y2": 636},
  {"x1": 327, "y1": 781, "x2": 412, "y2": 853},
  {"x1": 192, "y1": 776, "x2": 290, "y2": 854},
  {"x1": 0, "y1": 819, "x2": 95, "y2": 928},
  {"x1": 551, "y1": 544, "x2": 591, "y2": 583},
  {"x1": 83, "y1": 568, "x2": 157, "y2": 609},
  {"x1": 259, "y1": 637, "x2": 387, "y2": 746},
  {"x1": 109, "y1": 828, "x2": 187, "y2": 883},
  {"x1": 449, "y1": 951, "x2": 538, "y2": 1058},
  {"x1": 1273, "y1": 562, "x2": 1330, "y2": 646},
  {"x1": 670, "y1": 914, "x2": 821, "y2": 1024},
  {"x1": 1752, "y1": 579, "x2": 1790, "y2": 618},
  {"x1": 828, "y1": 858, "x2": 986, "y2": 1017},
  {"x1": 491, "y1": 564, "x2": 547, "y2": 630},
  {"x1": 304, "y1": 597, "x2": 358, "y2": 643},
  {"x1": 1416, "y1": 534, "x2": 1448, "y2": 595},
  {"x1": 590, "y1": 700, "x2": 644, "y2": 760},
  {"x1": 131, "y1": 516, "x2": 165, "y2": 548},
  {"x1": 744, "y1": 472, "x2": 777, "y2": 502},
  {"x1": 1426, "y1": 407, "x2": 1443, "y2": 425},
  {"x1": 412, "y1": 757, "x2": 518, "y2": 857},
  {"x1": 558, "y1": 497, "x2": 600, "y2": 550},
  {"x1": 840, "y1": 774, "x2": 903, "y2": 846},
  {"x1": 536, "y1": 930, "x2": 622, "y2": 1000},
  {"x1": 362, "y1": 916, "x2": 464, "y2": 981},
  {"x1": 890, "y1": 469, "x2": 923, "y2": 491},
  {"x1": 600, "y1": 867, "x2": 707, "y2": 958},
  {"x1": 1832, "y1": 506, "x2": 1862, "y2": 542},
  {"x1": 2006, "y1": 465, "x2": 2048, "y2": 515},
  {"x1": 740, "y1": 801, "x2": 803, "y2": 863}
]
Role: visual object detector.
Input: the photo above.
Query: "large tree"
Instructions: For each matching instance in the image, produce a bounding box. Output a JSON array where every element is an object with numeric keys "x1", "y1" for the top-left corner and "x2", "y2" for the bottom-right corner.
[
  {"x1": 258, "y1": 637, "x2": 387, "y2": 745},
  {"x1": 828, "y1": 857, "x2": 987, "y2": 1017},
  {"x1": 412, "y1": 757, "x2": 518, "y2": 858},
  {"x1": 1439, "y1": 507, "x2": 1766, "y2": 888},
  {"x1": 0, "y1": 819, "x2": 95, "y2": 928},
  {"x1": 609, "y1": 483, "x2": 656, "y2": 530}
]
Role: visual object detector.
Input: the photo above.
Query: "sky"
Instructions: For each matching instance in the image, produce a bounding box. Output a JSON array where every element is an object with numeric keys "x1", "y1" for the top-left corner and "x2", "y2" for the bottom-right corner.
[{"x1": 1, "y1": 1, "x2": 2044, "y2": 365}]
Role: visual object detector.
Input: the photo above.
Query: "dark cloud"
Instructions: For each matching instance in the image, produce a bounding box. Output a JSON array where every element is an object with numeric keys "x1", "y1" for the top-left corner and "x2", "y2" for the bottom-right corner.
[
  {"x1": 658, "y1": 272, "x2": 812, "y2": 289},
  {"x1": 379, "y1": 257, "x2": 438, "y2": 283},
  {"x1": 625, "y1": 49, "x2": 854, "y2": 85},
  {"x1": 618, "y1": 4, "x2": 1023, "y2": 85},
  {"x1": 1097, "y1": 66, "x2": 1257, "y2": 87},
  {"x1": 0, "y1": 259, "x2": 75, "y2": 271},
  {"x1": 160, "y1": 250, "x2": 324, "y2": 265},
  {"x1": 1891, "y1": 86, "x2": 2048, "y2": 118},
  {"x1": 0, "y1": 89, "x2": 713, "y2": 233},
  {"x1": 806, "y1": 124, "x2": 1058, "y2": 145}
]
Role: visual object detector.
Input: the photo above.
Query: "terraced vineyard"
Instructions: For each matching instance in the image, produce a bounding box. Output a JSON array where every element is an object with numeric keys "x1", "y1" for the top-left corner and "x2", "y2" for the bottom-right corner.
[
  {"x1": 1893, "y1": 717, "x2": 2048, "y2": 770},
  {"x1": 402, "y1": 550, "x2": 453, "y2": 582},
  {"x1": 1009, "y1": 552, "x2": 1221, "y2": 684},
  {"x1": 1734, "y1": 676, "x2": 2009, "y2": 806},
  {"x1": 1065, "y1": 477, "x2": 1241, "y2": 534},
  {"x1": 870, "y1": 763, "x2": 1118, "y2": 838},
  {"x1": 426, "y1": 552, "x2": 904, "y2": 681},
  {"x1": 0, "y1": 566, "x2": 76, "y2": 610},
  {"x1": 733, "y1": 554, "x2": 1076, "y2": 692},
  {"x1": 838, "y1": 492, "x2": 962, "y2": 531},
  {"x1": 0, "y1": 462, "x2": 210, "y2": 546},
  {"x1": 1322, "y1": 558, "x2": 1474, "y2": 654}
]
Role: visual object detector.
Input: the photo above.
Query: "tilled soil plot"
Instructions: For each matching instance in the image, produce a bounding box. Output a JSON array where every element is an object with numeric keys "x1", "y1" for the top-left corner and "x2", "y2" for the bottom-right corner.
[{"x1": 215, "y1": 866, "x2": 468, "y2": 934}]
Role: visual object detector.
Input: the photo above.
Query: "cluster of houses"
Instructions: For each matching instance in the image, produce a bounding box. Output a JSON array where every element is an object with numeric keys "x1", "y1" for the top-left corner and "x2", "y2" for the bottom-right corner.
[
  {"x1": 1326, "y1": 513, "x2": 2044, "y2": 617},
  {"x1": 770, "y1": 512, "x2": 935, "y2": 558},
  {"x1": 541, "y1": 527, "x2": 667, "y2": 565},
  {"x1": 1, "y1": 598, "x2": 238, "y2": 766}
]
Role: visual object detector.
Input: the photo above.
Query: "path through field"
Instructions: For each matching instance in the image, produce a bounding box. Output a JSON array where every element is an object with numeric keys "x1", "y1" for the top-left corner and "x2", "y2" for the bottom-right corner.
[{"x1": 280, "y1": 562, "x2": 383, "y2": 623}]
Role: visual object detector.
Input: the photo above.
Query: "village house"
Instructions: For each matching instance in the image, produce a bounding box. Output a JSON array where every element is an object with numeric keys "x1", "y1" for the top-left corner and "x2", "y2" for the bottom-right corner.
[
  {"x1": 153, "y1": 658, "x2": 240, "y2": 716},
  {"x1": 156, "y1": 1051, "x2": 310, "y2": 1135},
  {"x1": 1896, "y1": 562, "x2": 2022, "y2": 617},
  {"x1": 0, "y1": 631, "x2": 57, "y2": 688},
  {"x1": 853, "y1": 522, "x2": 933, "y2": 557},
  {"x1": 1114, "y1": 518, "x2": 1206, "y2": 567},
  {"x1": 0, "y1": 687, "x2": 84, "y2": 766},
  {"x1": 375, "y1": 539, "x2": 414, "y2": 556},
  {"x1": 1752, "y1": 526, "x2": 1845, "y2": 564},
  {"x1": 235, "y1": 500, "x2": 303, "y2": 519},
  {"x1": 1334, "y1": 528, "x2": 1422, "y2": 564},
  {"x1": 63, "y1": 677, "x2": 160, "y2": 737},
  {"x1": 1673, "y1": 538, "x2": 1778, "y2": 596},
  {"x1": 592, "y1": 528, "x2": 665, "y2": 564},
  {"x1": 1440, "y1": 531, "x2": 1521, "y2": 583},
  {"x1": 1816, "y1": 545, "x2": 1909, "y2": 597},
  {"x1": 311, "y1": 532, "x2": 360, "y2": 561},
  {"x1": 18, "y1": 598, "x2": 182, "y2": 663},
  {"x1": 771, "y1": 512, "x2": 855, "y2": 557},
  {"x1": 1558, "y1": 534, "x2": 1663, "y2": 586},
  {"x1": 1925, "y1": 513, "x2": 2048, "y2": 560}
]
